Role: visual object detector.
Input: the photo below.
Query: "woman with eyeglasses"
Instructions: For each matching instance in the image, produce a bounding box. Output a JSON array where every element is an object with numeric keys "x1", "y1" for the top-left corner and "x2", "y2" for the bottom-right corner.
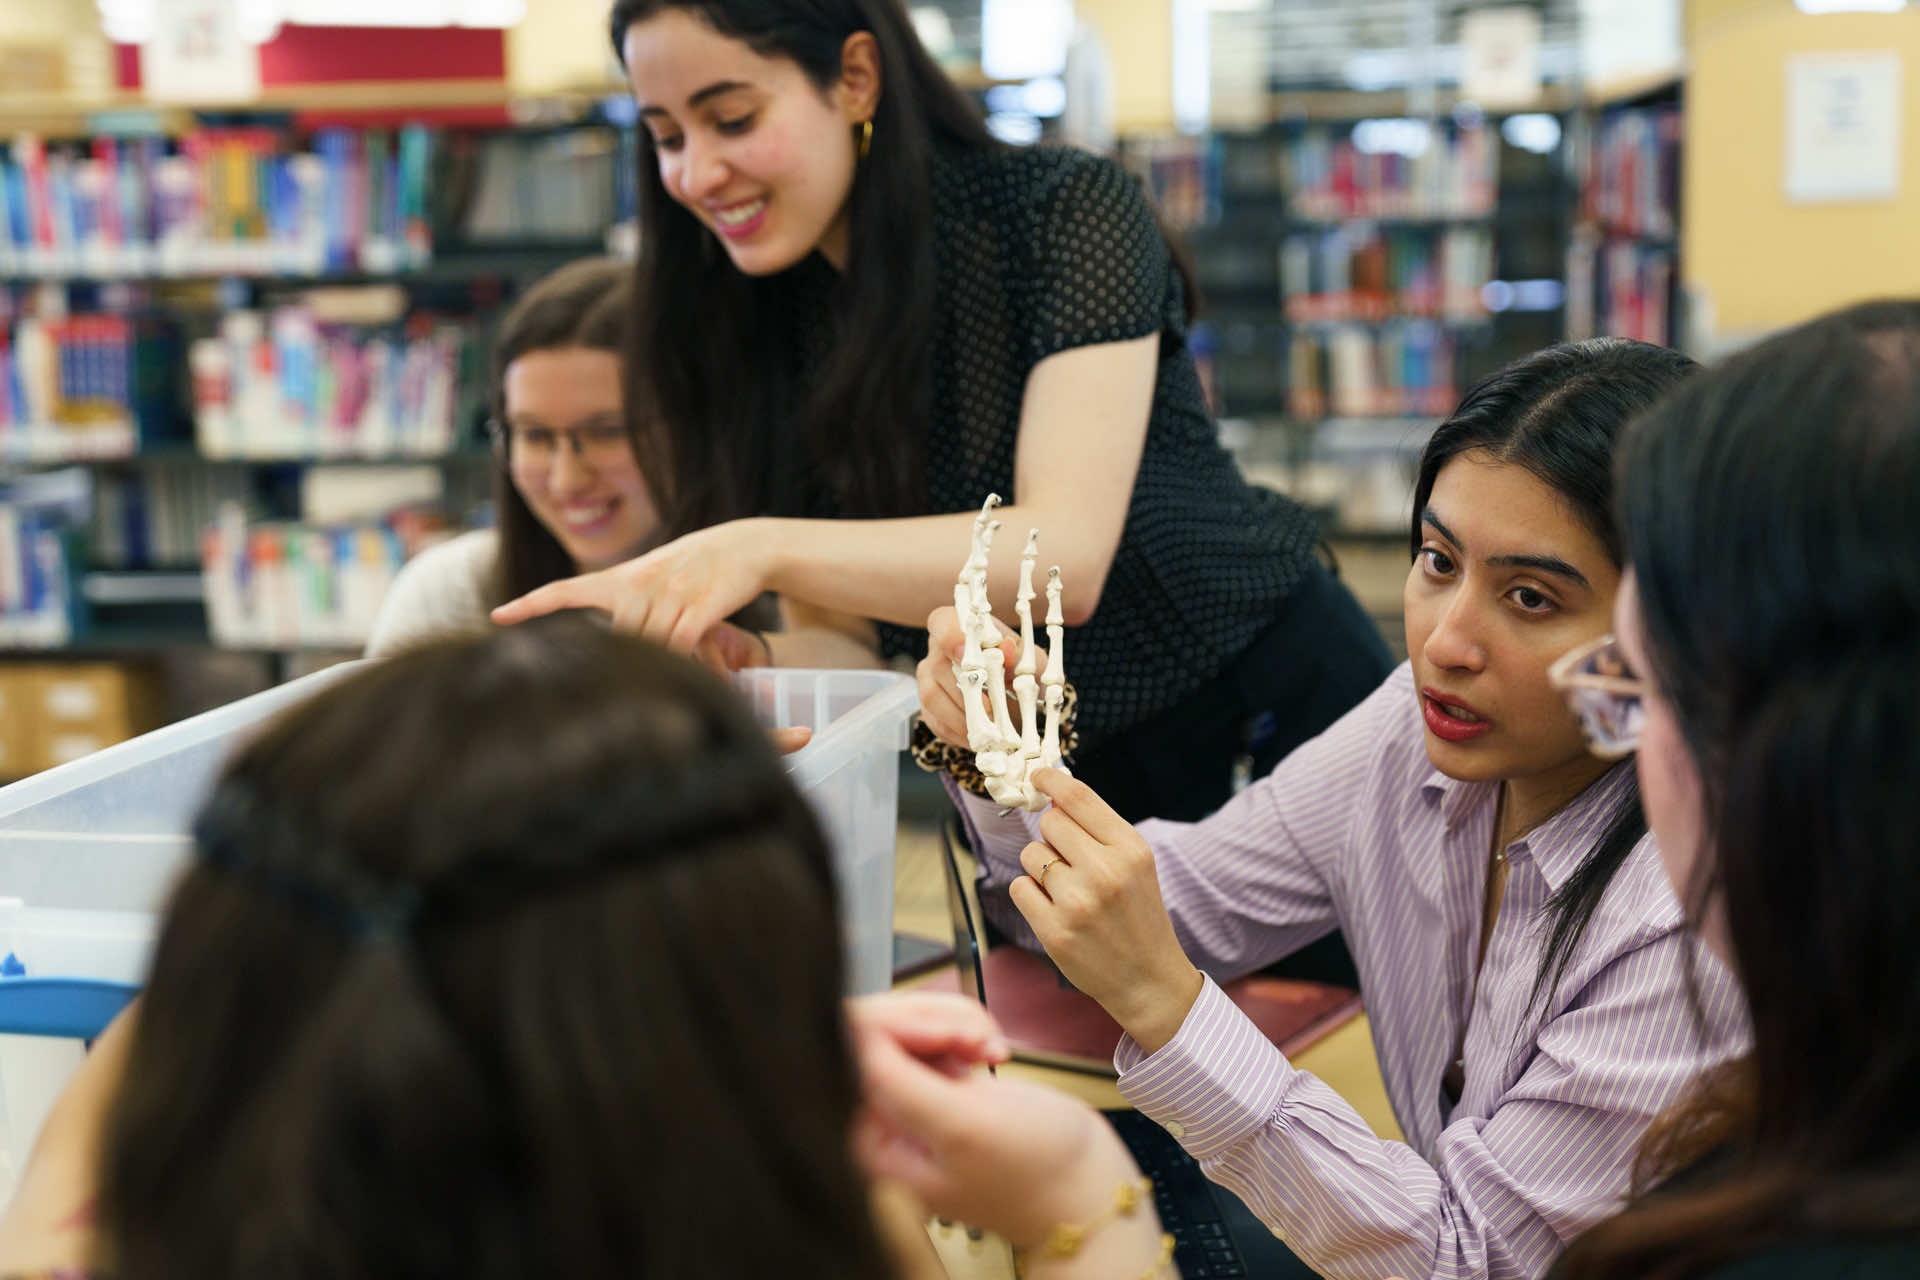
[
  {"x1": 917, "y1": 339, "x2": 1752, "y2": 1279},
  {"x1": 1547, "y1": 303, "x2": 1920, "y2": 1278},
  {"x1": 365, "y1": 257, "x2": 877, "y2": 670}
]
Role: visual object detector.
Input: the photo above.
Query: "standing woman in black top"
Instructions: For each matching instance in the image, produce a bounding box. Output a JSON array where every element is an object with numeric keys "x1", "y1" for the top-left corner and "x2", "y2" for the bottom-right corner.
[{"x1": 496, "y1": 0, "x2": 1390, "y2": 819}]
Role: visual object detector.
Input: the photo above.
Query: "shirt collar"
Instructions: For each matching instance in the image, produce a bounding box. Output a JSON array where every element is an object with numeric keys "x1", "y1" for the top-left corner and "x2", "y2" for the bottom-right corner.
[{"x1": 1419, "y1": 759, "x2": 1638, "y2": 892}]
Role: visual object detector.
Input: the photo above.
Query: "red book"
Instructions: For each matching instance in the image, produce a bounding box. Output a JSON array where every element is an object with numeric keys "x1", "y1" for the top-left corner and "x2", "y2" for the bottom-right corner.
[
  {"x1": 18, "y1": 136, "x2": 54, "y2": 250},
  {"x1": 921, "y1": 946, "x2": 1361, "y2": 1076},
  {"x1": 91, "y1": 138, "x2": 122, "y2": 248}
]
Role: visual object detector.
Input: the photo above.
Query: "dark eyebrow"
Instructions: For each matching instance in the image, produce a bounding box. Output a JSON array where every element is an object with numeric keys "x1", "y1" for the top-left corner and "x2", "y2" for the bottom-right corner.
[
  {"x1": 638, "y1": 80, "x2": 753, "y2": 117},
  {"x1": 506, "y1": 412, "x2": 625, "y2": 430},
  {"x1": 1420, "y1": 507, "x2": 1461, "y2": 550},
  {"x1": 1421, "y1": 507, "x2": 1592, "y2": 590},
  {"x1": 1488, "y1": 554, "x2": 1592, "y2": 590}
]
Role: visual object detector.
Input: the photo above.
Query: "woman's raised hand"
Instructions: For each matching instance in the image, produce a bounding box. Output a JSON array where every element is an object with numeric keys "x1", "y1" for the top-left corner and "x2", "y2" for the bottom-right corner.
[{"x1": 1010, "y1": 770, "x2": 1205, "y2": 1055}]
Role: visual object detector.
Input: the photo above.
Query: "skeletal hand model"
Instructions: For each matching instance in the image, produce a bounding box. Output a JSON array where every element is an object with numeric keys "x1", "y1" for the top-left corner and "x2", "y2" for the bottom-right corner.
[{"x1": 951, "y1": 494, "x2": 1068, "y2": 811}]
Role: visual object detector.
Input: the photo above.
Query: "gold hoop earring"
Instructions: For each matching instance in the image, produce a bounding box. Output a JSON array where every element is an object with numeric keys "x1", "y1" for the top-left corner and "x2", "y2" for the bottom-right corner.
[{"x1": 858, "y1": 119, "x2": 873, "y2": 160}]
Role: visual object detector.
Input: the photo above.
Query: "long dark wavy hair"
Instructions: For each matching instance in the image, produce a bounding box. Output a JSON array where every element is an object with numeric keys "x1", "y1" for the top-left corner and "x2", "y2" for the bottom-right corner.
[
  {"x1": 487, "y1": 257, "x2": 637, "y2": 603},
  {"x1": 1557, "y1": 301, "x2": 1920, "y2": 1278},
  {"x1": 1409, "y1": 338, "x2": 1700, "y2": 1014},
  {"x1": 95, "y1": 620, "x2": 893, "y2": 1280},
  {"x1": 609, "y1": 0, "x2": 997, "y2": 532}
]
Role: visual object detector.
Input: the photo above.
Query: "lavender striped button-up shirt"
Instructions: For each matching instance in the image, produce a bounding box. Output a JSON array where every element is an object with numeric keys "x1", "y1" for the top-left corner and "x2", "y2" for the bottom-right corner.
[{"x1": 955, "y1": 663, "x2": 1749, "y2": 1280}]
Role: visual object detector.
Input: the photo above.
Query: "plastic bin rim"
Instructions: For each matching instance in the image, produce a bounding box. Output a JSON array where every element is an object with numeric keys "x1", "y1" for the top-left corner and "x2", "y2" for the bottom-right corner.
[
  {"x1": 0, "y1": 664, "x2": 918, "y2": 829},
  {"x1": 735, "y1": 669, "x2": 919, "y2": 790},
  {"x1": 0, "y1": 662, "x2": 364, "y2": 828}
]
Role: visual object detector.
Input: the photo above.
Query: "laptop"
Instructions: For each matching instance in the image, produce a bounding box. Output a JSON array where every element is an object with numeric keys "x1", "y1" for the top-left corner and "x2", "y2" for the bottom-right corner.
[{"x1": 931, "y1": 818, "x2": 1338, "y2": 1279}]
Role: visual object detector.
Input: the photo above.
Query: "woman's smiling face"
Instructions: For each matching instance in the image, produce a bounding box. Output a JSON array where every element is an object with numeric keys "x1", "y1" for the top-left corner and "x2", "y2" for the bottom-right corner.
[{"x1": 623, "y1": 8, "x2": 877, "y2": 274}]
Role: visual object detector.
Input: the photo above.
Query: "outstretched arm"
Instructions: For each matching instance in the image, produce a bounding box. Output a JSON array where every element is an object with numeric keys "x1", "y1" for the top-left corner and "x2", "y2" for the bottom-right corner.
[{"x1": 491, "y1": 333, "x2": 1156, "y2": 652}]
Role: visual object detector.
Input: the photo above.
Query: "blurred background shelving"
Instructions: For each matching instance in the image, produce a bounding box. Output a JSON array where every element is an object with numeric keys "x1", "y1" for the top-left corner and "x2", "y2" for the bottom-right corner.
[{"x1": 1, "y1": 0, "x2": 1908, "y2": 762}]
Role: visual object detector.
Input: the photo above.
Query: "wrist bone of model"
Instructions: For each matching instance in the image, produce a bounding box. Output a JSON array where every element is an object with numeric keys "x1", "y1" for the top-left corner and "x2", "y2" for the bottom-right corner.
[{"x1": 946, "y1": 494, "x2": 1067, "y2": 810}]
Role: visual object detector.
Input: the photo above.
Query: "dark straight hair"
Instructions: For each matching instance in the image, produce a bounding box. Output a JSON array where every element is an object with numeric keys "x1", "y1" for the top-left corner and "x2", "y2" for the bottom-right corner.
[
  {"x1": 1409, "y1": 338, "x2": 1700, "y2": 1014},
  {"x1": 487, "y1": 257, "x2": 636, "y2": 603},
  {"x1": 609, "y1": 0, "x2": 998, "y2": 533},
  {"x1": 1558, "y1": 301, "x2": 1920, "y2": 1279},
  {"x1": 96, "y1": 619, "x2": 893, "y2": 1280}
]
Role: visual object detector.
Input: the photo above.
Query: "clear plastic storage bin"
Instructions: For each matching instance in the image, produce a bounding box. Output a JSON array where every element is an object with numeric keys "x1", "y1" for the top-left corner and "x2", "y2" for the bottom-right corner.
[
  {"x1": 731, "y1": 667, "x2": 918, "y2": 995},
  {"x1": 0, "y1": 661, "x2": 917, "y2": 1200}
]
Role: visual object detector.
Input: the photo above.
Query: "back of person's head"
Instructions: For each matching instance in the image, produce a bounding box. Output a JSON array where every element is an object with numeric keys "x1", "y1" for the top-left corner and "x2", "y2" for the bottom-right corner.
[
  {"x1": 490, "y1": 257, "x2": 635, "y2": 599},
  {"x1": 1562, "y1": 301, "x2": 1920, "y2": 1278},
  {"x1": 1411, "y1": 338, "x2": 1701, "y2": 1016},
  {"x1": 609, "y1": 0, "x2": 995, "y2": 536},
  {"x1": 97, "y1": 619, "x2": 893, "y2": 1280}
]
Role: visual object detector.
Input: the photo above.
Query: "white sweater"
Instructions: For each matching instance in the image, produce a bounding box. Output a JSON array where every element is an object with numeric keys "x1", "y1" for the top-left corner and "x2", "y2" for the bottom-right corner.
[{"x1": 363, "y1": 529, "x2": 499, "y2": 659}]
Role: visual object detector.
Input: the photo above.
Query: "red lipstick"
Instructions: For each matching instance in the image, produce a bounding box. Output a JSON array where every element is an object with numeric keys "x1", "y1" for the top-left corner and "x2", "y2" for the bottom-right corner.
[{"x1": 1421, "y1": 687, "x2": 1494, "y2": 743}]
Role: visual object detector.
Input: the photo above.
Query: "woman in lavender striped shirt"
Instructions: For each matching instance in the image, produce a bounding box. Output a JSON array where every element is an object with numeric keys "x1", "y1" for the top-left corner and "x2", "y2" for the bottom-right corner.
[
  {"x1": 1553, "y1": 302, "x2": 1920, "y2": 1277},
  {"x1": 919, "y1": 340, "x2": 1751, "y2": 1279}
]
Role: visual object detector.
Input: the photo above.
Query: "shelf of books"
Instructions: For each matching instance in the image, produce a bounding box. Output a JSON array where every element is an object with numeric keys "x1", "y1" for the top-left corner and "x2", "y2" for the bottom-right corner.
[
  {"x1": 0, "y1": 116, "x2": 632, "y2": 282},
  {"x1": 0, "y1": 109, "x2": 635, "y2": 669},
  {"x1": 1565, "y1": 99, "x2": 1682, "y2": 349},
  {"x1": 1123, "y1": 108, "x2": 1575, "y2": 540}
]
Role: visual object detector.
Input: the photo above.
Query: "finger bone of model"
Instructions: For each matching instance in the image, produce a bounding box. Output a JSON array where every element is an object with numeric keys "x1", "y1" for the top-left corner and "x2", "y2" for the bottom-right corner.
[
  {"x1": 1013, "y1": 530, "x2": 1043, "y2": 767},
  {"x1": 953, "y1": 496, "x2": 1011, "y2": 777},
  {"x1": 1041, "y1": 566, "x2": 1069, "y2": 775},
  {"x1": 975, "y1": 519, "x2": 1019, "y2": 778}
]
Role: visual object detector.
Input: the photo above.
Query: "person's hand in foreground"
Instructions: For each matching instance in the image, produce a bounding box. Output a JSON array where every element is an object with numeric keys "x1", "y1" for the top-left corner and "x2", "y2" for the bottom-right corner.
[{"x1": 849, "y1": 992, "x2": 1168, "y2": 1275}]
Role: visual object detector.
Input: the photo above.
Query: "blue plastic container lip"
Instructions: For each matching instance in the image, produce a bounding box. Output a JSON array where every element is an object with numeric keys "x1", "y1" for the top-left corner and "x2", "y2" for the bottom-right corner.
[{"x1": 0, "y1": 975, "x2": 139, "y2": 1041}]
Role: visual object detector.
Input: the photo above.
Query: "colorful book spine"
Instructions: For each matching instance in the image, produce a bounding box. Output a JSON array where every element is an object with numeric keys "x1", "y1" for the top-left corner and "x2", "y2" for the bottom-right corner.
[
  {"x1": 1566, "y1": 235, "x2": 1676, "y2": 347},
  {"x1": 1289, "y1": 123, "x2": 1498, "y2": 221},
  {"x1": 0, "y1": 127, "x2": 438, "y2": 278},
  {"x1": 201, "y1": 503, "x2": 433, "y2": 649},
  {"x1": 1581, "y1": 107, "x2": 1680, "y2": 240},
  {"x1": 1281, "y1": 225, "x2": 1492, "y2": 323},
  {"x1": 1286, "y1": 320, "x2": 1458, "y2": 422},
  {"x1": 0, "y1": 504, "x2": 75, "y2": 647},
  {"x1": 189, "y1": 306, "x2": 473, "y2": 459}
]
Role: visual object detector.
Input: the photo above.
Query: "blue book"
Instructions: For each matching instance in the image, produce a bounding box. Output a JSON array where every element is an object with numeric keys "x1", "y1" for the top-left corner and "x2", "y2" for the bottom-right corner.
[
  {"x1": 316, "y1": 130, "x2": 350, "y2": 274},
  {"x1": 3, "y1": 345, "x2": 22, "y2": 432},
  {"x1": 122, "y1": 473, "x2": 150, "y2": 568},
  {"x1": 48, "y1": 154, "x2": 77, "y2": 255},
  {"x1": 0, "y1": 159, "x2": 23, "y2": 254},
  {"x1": 131, "y1": 139, "x2": 160, "y2": 246},
  {"x1": 107, "y1": 323, "x2": 131, "y2": 411},
  {"x1": 19, "y1": 513, "x2": 44, "y2": 614}
]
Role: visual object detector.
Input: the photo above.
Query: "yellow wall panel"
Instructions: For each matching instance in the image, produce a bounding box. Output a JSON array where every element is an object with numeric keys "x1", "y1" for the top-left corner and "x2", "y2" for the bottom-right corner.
[{"x1": 1686, "y1": 0, "x2": 1920, "y2": 341}]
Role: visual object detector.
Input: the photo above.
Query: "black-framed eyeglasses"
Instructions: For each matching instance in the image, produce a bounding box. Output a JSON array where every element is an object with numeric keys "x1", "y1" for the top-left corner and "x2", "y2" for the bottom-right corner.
[{"x1": 486, "y1": 416, "x2": 631, "y2": 466}]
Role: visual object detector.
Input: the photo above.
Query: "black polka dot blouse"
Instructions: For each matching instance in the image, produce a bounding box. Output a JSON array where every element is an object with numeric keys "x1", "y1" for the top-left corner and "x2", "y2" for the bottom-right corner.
[{"x1": 824, "y1": 142, "x2": 1324, "y2": 754}]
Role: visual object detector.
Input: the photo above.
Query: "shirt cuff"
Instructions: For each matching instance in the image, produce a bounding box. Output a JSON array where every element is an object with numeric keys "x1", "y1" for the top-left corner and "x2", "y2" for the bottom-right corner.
[{"x1": 1115, "y1": 975, "x2": 1298, "y2": 1162}]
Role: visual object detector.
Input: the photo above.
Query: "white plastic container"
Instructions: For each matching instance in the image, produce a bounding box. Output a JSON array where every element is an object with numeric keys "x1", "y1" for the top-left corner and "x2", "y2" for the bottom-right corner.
[
  {"x1": 0, "y1": 661, "x2": 917, "y2": 1200},
  {"x1": 733, "y1": 668, "x2": 918, "y2": 996},
  {"x1": 0, "y1": 662, "x2": 362, "y2": 1202}
]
